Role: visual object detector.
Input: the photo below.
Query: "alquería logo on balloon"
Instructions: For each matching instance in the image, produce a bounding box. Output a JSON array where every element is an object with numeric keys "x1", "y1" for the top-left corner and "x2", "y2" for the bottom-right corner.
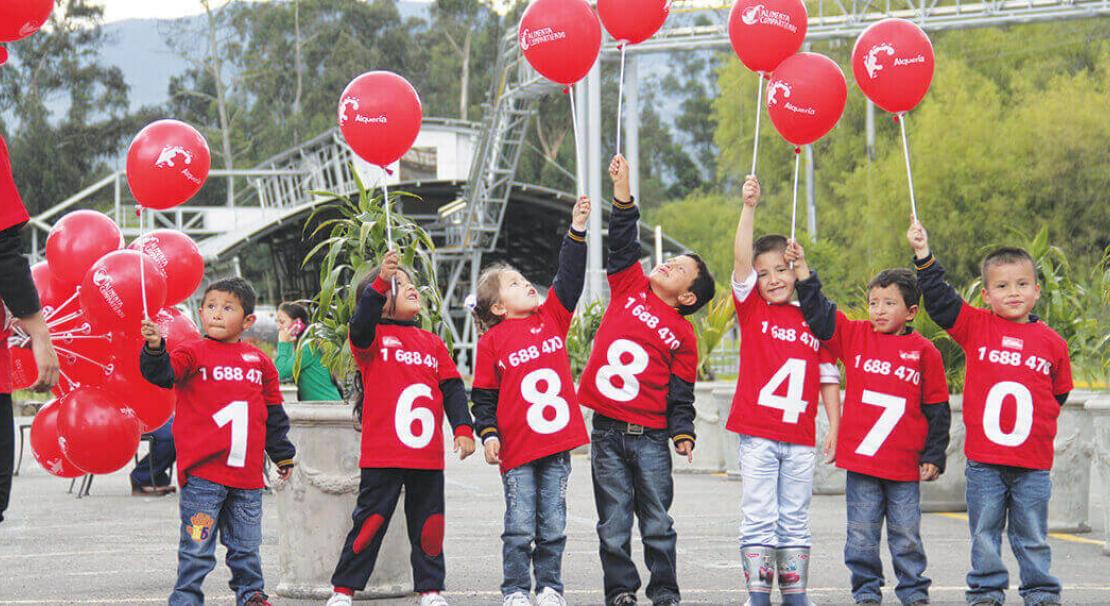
[
  {"x1": 519, "y1": 27, "x2": 567, "y2": 52},
  {"x1": 338, "y1": 96, "x2": 389, "y2": 126},
  {"x1": 864, "y1": 42, "x2": 926, "y2": 79},
  {"x1": 92, "y1": 268, "x2": 127, "y2": 320},
  {"x1": 155, "y1": 145, "x2": 204, "y2": 186},
  {"x1": 768, "y1": 80, "x2": 816, "y2": 115},
  {"x1": 739, "y1": 4, "x2": 798, "y2": 33}
]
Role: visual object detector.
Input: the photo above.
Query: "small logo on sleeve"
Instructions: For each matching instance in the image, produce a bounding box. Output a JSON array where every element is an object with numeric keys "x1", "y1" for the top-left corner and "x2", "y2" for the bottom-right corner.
[
  {"x1": 241, "y1": 353, "x2": 261, "y2": 363},
  {"x1": 383, "y1": 336, "x2": 403, "y2": 348},
  {"x1": 899, "y1": 350, "x2": 921, "y2": 361},
  {"x1": 1001, "y1": 336, "x2": 1024, "y2": 351}
]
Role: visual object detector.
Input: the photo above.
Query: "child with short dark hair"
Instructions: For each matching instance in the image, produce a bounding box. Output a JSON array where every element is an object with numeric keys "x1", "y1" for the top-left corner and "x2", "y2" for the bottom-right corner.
[
  {"x1": 726, "y1": 176, "x2": 841, "y2": 606},
  {"x1": 907, "y1": 222, "x2": 1072, "y2": 606},
  {"x1": 326, "y1": 251, "x2": 475, "y2": 606},
  {"x1": 469, "y1": 196, "x2": 592, "y2": 606},
  {"x1": 140, "y1": 276, "x2": 296, "y2": 606},
  {"x1": 789, "y1": 243, "x2": 951, "y2": 606},
  {"x1": 576, "y1": 155, "x2": 712, "y2": 606}
]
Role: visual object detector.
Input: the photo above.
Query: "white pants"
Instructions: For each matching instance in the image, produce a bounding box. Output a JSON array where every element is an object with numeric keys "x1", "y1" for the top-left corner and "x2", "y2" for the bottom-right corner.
[{"x1": 738, "y1": 435, "x2": 816, "y2": 547}]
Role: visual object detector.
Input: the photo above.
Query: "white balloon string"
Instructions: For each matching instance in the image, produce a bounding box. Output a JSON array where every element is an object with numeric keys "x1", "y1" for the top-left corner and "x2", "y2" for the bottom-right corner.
[
  {"x1": 48, "y1": 291, "x2": 81, "y2": 322},
  {"x1": 46, "y1": 311, "x2": 83, "y2": 329},
  {"x1": 568, "y1": 84, "x2": 582, "y2": 178},
  {"x1": 790, "y1": 149, "x2": 800, "y2": 268},
  {"x1": 751, "y1": 72, "x2": 764, "y2": 176},
  {"x1": 53, "y1": 344, "x2": 113, "y2": 372},
  {"x1": 898, "y1": 113, "x2": 919, "y2": 222},
  {"x1": 381, "y1": 172, "x2": 396, "y2": 297},
  {"x1": 137, "y1": 206, "x2": 149, "y2": 320},
  {"x1": 616, "y1": 44, "x2": 627, "y2": 156}
]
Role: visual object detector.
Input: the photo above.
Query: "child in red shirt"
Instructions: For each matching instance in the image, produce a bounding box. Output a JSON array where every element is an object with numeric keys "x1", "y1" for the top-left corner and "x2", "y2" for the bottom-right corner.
[
  {"x1": 140, "y1": 277, "x2": 295, "y2": 606},
  {"x1": 326, "y1": 251, "x2": 476, "y2": 606},
  {"x1": 469, "y1": 196, "x2": 592, "y2": 606},
  {"x1": 790, "y1": 241, "x2": 950, "y2": 606}
]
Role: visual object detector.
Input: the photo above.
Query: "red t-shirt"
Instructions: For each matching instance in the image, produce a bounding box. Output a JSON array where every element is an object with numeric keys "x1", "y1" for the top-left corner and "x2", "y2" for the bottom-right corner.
[
  {"x1": 948, "y1": 304, "x2": 1073, "y2": 470},
  {"x1": 822, "y1": 312, "x2": 950, "y2": 481},
  {"x1": 0, "y1": 135, "x2": 29, "y2": 233},
  {"x1": 726, "y1": 271, "x2": 840, "y2": 447},
  {"x1": 473, "y1": 293, "x2": 589, "y2": 472},
  {"x1": 351, "y1": 323, "x2": 461, "y2": 470},
  {"x1": 168, "y1": 338, "x2": 285, "y2": 489},
  {"x1": 577, "y1": 263, "x2": 698, "y2": 428}
]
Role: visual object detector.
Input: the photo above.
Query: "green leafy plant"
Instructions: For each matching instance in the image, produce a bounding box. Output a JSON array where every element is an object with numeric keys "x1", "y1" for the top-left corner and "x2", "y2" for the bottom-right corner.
[
  {"x1": 693, "y1": 290, "x2": 737, "y2": 381},
  {"x1": 566, "y1": 298, "x2": 605, "y2": 379},
  {"x1": 300, "y1": 171, "x2": 446, "y2": 383}
]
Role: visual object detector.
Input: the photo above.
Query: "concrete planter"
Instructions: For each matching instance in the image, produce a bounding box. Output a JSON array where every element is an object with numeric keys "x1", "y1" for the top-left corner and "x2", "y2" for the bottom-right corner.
[
  {"x1": 714, "y1": 385, "x2": 741, "y2": 479},
  {"x1": 280, "y1": 384, "x2": 299, "y2": 403},
  {"x1": 1084, "y1": 396, "x2": 1110, "y2": 556},
  {"x1": 921, "y1": 395, "x2": 968, "y2": 513},
  {"x1": 273, "y1": 403, "x2": 410, "y2": 599},
  {"x1": 1049, "y1": 391, "x2": 1097, "y2": 533},
  {"x1": 672, "y1": 381, "x2": 730, "y2": 473}
]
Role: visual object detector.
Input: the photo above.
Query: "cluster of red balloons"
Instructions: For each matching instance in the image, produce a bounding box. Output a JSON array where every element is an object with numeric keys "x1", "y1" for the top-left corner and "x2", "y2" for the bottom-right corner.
[{"x1": 21, "y1": 213, "x2": 204, "y2": 477}]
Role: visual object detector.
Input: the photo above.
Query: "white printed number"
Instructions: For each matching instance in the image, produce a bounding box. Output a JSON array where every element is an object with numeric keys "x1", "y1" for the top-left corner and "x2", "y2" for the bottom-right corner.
[
  {"x1": 396, "y1": 384, "x2": 435, "y2": 449},
  {"x1": 521, "y1": 368, "x2": 570, "y2": 434},
  {"x1": 854, "y1": 390, "x2": 906, "y2": 457},
  {"x1": 213, "y1": 400, "x2": 249, "y2": 468},
  {"x1": 758, "y1": 358, "x2": 808, "y2": 424},
  {"x1": 596, "y1": 339, "x2": 650, "y2": 402},
  {"x1": 983, "y1": 381, "x2": 1033, "y2": 447}
]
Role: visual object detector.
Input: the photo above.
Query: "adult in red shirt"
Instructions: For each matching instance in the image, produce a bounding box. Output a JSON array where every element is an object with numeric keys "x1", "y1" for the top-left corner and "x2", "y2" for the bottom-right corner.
[
  {"x1": 909, "y1": 220, "x2": 1072, "y2": 606},
  {"x1": 0, "y1": 134, "x2": 60, "y2": 525}
]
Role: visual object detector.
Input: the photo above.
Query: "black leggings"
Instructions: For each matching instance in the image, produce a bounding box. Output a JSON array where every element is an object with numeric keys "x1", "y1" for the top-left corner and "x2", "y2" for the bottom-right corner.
[{"x1": 0, "y1": 393, "x2": 14, "y2": 519}]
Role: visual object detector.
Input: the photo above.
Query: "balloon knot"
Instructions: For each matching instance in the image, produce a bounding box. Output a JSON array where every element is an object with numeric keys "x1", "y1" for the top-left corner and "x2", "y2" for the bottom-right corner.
[
  {"x1": 562, "y1": 87, "x2": 569, "y2": 95},
  {"x1": 794, "y1": 147, "x2": 801, "y2": 155},
  {"x1": 893, "y1": 114, "x2": 901, "y2": 124},
  {"x1": 381, "y1": 166, "x2": 394, "y2": 176}
]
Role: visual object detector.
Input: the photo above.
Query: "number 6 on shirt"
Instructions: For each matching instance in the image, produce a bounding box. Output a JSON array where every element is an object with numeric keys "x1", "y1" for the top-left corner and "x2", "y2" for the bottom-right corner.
[{"x1": 396, "y1": 384, "x2": 435, "y2": 449}]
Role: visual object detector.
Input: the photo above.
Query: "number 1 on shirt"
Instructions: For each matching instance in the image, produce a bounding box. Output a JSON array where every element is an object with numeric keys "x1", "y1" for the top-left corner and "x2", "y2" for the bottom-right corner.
[{"x1": 213, "y1": 400, "x2": 249, "y2": 468}]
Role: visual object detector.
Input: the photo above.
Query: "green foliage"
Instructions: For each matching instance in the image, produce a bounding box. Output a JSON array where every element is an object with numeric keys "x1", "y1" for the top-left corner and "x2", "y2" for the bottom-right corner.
[
  {"x1": 301, "y1": 171, "x2": 445, "y2": 381},
  {"x1": 566, "y1": 299, "x2": 605, "y2": 379},
  {"x1": 693, "y1": 290, "x2": 737, "y2": 381}
]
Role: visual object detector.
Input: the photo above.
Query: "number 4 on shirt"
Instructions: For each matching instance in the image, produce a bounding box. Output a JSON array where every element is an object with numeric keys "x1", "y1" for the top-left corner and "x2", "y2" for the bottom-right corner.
[{"x1": 758, "y1": 358, "x2": 809, "y2": 423}]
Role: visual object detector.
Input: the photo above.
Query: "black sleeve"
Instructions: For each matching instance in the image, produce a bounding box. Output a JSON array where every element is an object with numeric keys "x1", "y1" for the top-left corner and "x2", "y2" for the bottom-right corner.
[
  {"x1": 140, "y1": 341, "x2": 175, "y2": 389},
  {"x1": 471, "y1": 387, "x2": 500, "y2": 442},
  {"x1": 349, "y1": 279, "x2": 388, "y2": 349},
  {"x1": 265, "y1": 405, "x2": 296, "y2": 466},
  {"x1": 913, "y1": 254, "x2": 964, "y2": 330},
  {"x1": 1055, "y1": 392, "x2": 1070, "y2": 406},
  {"x1": 795, "y1": 272, "x2": 837, "y2": 341},
  {"x1": 666, "y1": 374, "x2": 696, "y2": 446},
  {"x1": 920, "y1": 402, "x2": 951, "y2": 473},
  {"x1": 440, "y1": 378, "x2": 474, "y2": 433},
  {"x1": 552, "y1": 228, "x2": 588, "y2": 312},
  {"x1": 606, "y1": 198, "x2": 641, "y2": 275},
  {"x1": 0, "y1": 225, "x2": 41, "y2": 318}
]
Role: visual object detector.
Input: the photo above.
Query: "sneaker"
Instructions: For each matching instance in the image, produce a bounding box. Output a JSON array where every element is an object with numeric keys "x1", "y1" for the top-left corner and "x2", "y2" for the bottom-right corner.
[
  {"x1": 504, "y1": 592, "x2": 532, "y2": 606},
  {"x1": 908, "y1": 601, "x2": 929, "y2": 606},
  {"x1": 245, "y1": 593, "x2": 271, "y2": 606},
  {"x1": 970, "y1": 602, "x2": 1001, "y2": 606},
  {"x1": 858, "y1": 601, "x2": 881, "y2": 606},
  {"x1": 326, "y1": 594, "x2": 353, "y2": 606},
  {"x1": 420, "y1": 592, "x2": 450, "y2": 606},
  {"x1": 653, "y1": 599, "x2": 680, "y2": 606},
  {"x1": 611, "y1": 593, "x2": 638, "y2": 606},
  {"x1": 536, "y1": 588, "x2": 567, "y2": 606}
]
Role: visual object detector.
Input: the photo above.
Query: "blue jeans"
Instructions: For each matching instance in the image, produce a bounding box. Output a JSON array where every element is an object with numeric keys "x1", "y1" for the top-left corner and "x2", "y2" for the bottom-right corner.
[
  {"x1": 738, "y1": 435, "x2": 815, "y2": 548},
  {"x1": 965, "y1": 461, "x2": 1060, "y2": 606},
  {"x1": 131, "y1": 418, "x2": 176, "y2": 487},
  {"x1": 591, "y1": 425, "x2": 679, "y2": 606},
  {"x1": 502, "y1": 451, "x2": 571, "y2": 596},
  {"x1": 844, "y1": 471, "x2": 930, "y2": 605},
  {"x1": 170, "y1": 477, "x2": 266, "y2": 606}
]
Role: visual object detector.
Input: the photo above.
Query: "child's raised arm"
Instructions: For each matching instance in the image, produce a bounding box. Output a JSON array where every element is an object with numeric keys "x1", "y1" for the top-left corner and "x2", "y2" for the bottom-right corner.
[
  {"x1": 907, "y1": 220, "x2": 963, "y2": 330},
  {"x1": 788, "y1": 241, "x2": 837, "y2": 341},
  {"x1": 349, "y1": 250, "x2": 398, "y2": 349},
  {"x1": 606, "y1": 155, "x2": 641, "y2": 275},
  {"x1": 732, "y1": 175, "x2": 761, "y2": 283},
  {"x1": 550, "y1": 196, "x2": 590, "y2": 311}
]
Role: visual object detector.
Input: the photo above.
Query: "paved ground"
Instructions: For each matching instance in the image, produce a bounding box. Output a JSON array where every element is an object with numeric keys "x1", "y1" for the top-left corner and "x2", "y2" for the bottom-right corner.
[{"x1": 3, "y1": 442, "x2": 1108, "y2": 606}]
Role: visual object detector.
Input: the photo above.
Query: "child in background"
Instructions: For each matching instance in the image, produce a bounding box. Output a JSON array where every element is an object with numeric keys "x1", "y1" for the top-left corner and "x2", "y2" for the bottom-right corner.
[
  {"x1": 908, "y1": 221, "x2": 1071, "y2": 606},
  {"x1": 576, "y1": 155, "x2": 715, "y2": 606},
  {"x1": 274, "y1": 301, "x2": 342, "y2": 401},
  {"x1": 140, "y1": 277, "x2": 296, "y2": 606},
  {"x1": 789, "y1": 241, "x2": 950, "y2": 606},
  {"x1": 325, "y1": 251, "x2": 475, "y2": 606},
  {"x1": 469, "y1": 195, "x2": 592, "y2": 606},
  {"x1": 726, "y1": 175, "x2": 841, "y2": 606}
]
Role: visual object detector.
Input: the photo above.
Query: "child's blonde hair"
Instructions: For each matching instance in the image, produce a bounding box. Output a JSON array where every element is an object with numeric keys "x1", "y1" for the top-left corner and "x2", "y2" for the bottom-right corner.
[{"x1": 469, "y1": 263, "x2": 516, "y2": 334}]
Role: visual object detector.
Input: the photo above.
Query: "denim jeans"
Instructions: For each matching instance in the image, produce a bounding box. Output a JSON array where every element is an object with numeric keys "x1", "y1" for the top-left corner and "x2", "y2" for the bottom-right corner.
[
  {"x1": 738, "y1": 435, "x2": 815, "y2": 548},
  {"x1": 844, "y1": 471, "x2": 930, "y2": 605},
  {"x1": 965, "y1": 461, "x2": 1060, "y2": 606},
  {"x1": 170, "y1": 477, "x2": 266, "y2": 606},
  {"x1": 131, "y1": 417, "x2": 175, "y2": 487},
  {"x1": 502, "y1": 451, "x2": 571, "y2": 596},
  {"x1": 591, "y1": 425, "x2": 679, "y2": 606}
]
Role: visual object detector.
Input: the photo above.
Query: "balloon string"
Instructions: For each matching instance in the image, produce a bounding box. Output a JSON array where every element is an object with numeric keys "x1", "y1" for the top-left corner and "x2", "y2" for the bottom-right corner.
[
  {"x1": 53, "y1": 344, "x2": 114, "y2": 372},
  {"x1": 381, "y1": 172, "x2": 396, "y2": 297},
  {"x1": 751, "y1": 71, "x2": 764, "y2": 176},
  {"x1": 47, "y1": 290, "x2": 82, "y2": 322},
  {"x1": 789, "y1": 148, "x2": 801, "y2": 268},
  {"x1": 615, "y1": 44, "x2": 627, "y2": 156},
  {"x1": 51, "y1": 333, "x2": 111, "y2": 343},
  {"x1": 898, "y1": 112, "x2": 918, "y2": 222},
  {"x1": 57, "y1": 367, "x2": 76, "y2": 390},
  {"x1": 137, "y1": 205, "x2": 149, "y2": 320},
  {"x1": 47, "y1": 311, "x2": 83, "y2": 329}
]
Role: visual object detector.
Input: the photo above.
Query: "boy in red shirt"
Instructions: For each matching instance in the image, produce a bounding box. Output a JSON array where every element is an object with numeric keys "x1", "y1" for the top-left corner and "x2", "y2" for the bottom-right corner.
[
  {"x1": 908, "y1": 221, "x2": 1071, "y2": 606},
  {"x1": 727, "y1": 176, "x2": 841, "y2": 606},
  {"x1": 141, "y1": 277, "x2": 295, "y2": 606},
  {"x1": 577, "y1": 155, "x2": 715, "y2": 606},
  {"x1": 789, "y1": 242, "x2": 950, "y2": 606}
]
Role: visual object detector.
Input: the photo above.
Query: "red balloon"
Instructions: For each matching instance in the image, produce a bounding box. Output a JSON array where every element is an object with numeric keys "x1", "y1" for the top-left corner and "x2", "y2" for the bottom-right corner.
[
  {"x1": 126, "y1": 120, "x2": 211, "y2": 210},
  {"x1": 0, "y1": 0, "x2": 53, "y2": 43},
  {"x1": 56, "y1": 386, "x2": 141, "y2": 475},
  {"x1": 728, "y1": 0, "x2": 807, "y2": 73},
  {"x1": 519, "y1": 0, "x2": 602, "y2": 85},
  {"x1": 105, "y1": 332, "x2": 180, "y2": 432},
  {"x1": 852, "y1": 18, "x2": 935, "y2": 114},
  {"x1": 10, "y1": 345, "x2": 37, "y2": 391},
  {"x1": 151, "y1": 306, "x2": 203, "y2": 346},
  {"x1": 29, "y1": 261, "x2": 68, "y2": 310},
  {"x1": 128, "y1": 230, "x2": 204, "y2": 306},
  {"x1": 766, "y1": 52, "x2": 848, "y2": 147},
  {"x1": 30, "y1": 400, "x2": 85, "y2": 478},
  {"x1": 598, "y1": 0, "x2": 669, "y2": 46},
  {"x1": 80, "y1": 250, "x2": 167, "y2": 335},
  {"x1": 54, "y1": 332, "x2": 117, "y2": 388},
  {"x1": 338, "y1": 71, "x2": 422, "y2": 168},
  {"x1": 45, "y1": 210, "x2": 123, "y2": 288}
]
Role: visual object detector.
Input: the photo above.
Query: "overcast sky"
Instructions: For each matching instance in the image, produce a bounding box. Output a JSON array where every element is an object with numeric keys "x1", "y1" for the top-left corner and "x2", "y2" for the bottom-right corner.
[{"x1": 100, "y1": 0, "x2": 436, "y2": 23}]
